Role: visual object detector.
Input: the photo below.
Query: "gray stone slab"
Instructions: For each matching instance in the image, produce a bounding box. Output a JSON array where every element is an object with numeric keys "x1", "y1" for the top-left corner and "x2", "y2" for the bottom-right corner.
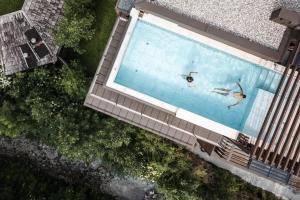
[
  {"x1": 174, "y1": 131, "x2": 183, "y2": 140},
  {"x1": 194, "y1": 126, "x2": 210, "y2": 138},
  {"x1": 181, "y1": 134, "x2": 190, "y2": 143},
  {"x1": 167, "y1": 127, "x2": 176, "y2": 137},
  {"x1": 178, "y1": 120, "x2": 188, "y2": 130},
  {"x1": 126, "y1": 111, "x2": 135, "y2": 121},
  {"x1": 132, "y1": 113, "x2": 142, "y2": 123},
  {"x1": 153, "y1": 122, "x2": 162, "y2": 132},
  {"x1": 146, "y1": 119, "x2": 156, "y2": 129},
  {"x1": 119, "y1": 108, "x2": 128, "y2": 118},
  {"x1": 112, "y1": 106, "x2": 121, "y2": 115},
  {"x1": 160, "y1": 124, "x2": 170, "y2": 134},
  {"x1": 140, "y1": 116, "x2": 149, "y2": 126}
]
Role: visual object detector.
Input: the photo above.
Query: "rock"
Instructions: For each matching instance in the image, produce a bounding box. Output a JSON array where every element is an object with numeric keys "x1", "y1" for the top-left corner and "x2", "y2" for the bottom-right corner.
[{"x1": 0, "y1": 136, "x2": 155, "y2": 200}]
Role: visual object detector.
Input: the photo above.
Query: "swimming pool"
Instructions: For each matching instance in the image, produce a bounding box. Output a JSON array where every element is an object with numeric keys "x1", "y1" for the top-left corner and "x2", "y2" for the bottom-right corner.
[{"x1": 109, "y1": 17, "x2": 282, "y2": 137}]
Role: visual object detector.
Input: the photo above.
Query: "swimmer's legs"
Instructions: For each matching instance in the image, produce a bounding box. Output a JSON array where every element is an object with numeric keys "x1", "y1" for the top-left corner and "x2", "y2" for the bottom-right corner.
[
  {"x1": 213, "y1": 88, "x2": 231, "y2": 92},
  {"x1": 212, "y1": 91, "x2": 230, "y2": 96}
]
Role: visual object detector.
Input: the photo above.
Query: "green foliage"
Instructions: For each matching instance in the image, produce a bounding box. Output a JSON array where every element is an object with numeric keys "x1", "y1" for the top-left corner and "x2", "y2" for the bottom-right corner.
[
  {"x1": 0, "y1": 0, "x2": 24, "y2": 15},
  {"x1": 55, "y1": 0, "x2": 95, "y2": 54},
  {"x1": 59, "y1": 60, "x2": 88, "y2": 98},
  {"x1": 0, "y1": 65, "x2": 11, "y2": 89},
  {"x1": 79, "y1": 0, "x2": 117, "y2": 74},
  {"x1": 0, "y1": 44, "x2": 279, "y2": 200},
  {"x1": 0, "y1": 156, "x2": 114, "y2": 200}
]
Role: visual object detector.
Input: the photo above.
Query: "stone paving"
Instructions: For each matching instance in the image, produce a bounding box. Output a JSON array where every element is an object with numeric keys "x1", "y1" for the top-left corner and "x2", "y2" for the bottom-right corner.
[{"x1": 150, "y1": 0, "x2": 300, "y2": 50}]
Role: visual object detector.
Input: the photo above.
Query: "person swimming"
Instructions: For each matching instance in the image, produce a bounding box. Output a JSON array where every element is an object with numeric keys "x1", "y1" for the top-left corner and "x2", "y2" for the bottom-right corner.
[
  {"x1": 181, "y1": 72, "x2": 198, "y2": 86},
  {"x1": 212, "y1": 80, "x2": 246, "y2": 109}
]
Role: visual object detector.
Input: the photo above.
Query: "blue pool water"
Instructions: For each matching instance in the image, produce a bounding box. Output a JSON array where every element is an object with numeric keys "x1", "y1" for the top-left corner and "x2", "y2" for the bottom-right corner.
[{"x1": 115, "y1": 20, "x2": 281, "y2": 132}]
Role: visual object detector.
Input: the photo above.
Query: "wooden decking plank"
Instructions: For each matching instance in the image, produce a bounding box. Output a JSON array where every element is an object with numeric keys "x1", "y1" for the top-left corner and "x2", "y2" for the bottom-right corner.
[
  {"x1": 102, "y1": 59, "x2": 111, "y2": 68},
  {"x1": 95, "y1": 86, "x2": 105, "y2": 97},
  {"x1": 150, "y1": 108, "x2": 159, "y2": 119},
  {"x1": 208, "y1": 132, "x2": 222, "y2": 143},
  {"x1": 112, "y1": 106, "x2": 121, "y2": 115},
  {"x1": 119, "y1": 108, "x2": 128, "y2": 118},
  {"x1": 107, "y1": 46, "x2": 117, "y2": 55},
  {"x1": 104, "y1": 53, "x2": 114, "y2": 61},
  {"x1": 167, "y1": 127, "x2": 176, "y2": 137},
  {"x1": 108, "y1": 91, "x2": 119, "y2": 102},
  {"x1": 123, "y1": 96, "x2": 132, "y2": 107},
  {"x1": 98, "y1": 100, "x2": 107, "y2": 110},
  {"x1": 95, "y1": 75, "x2": 105, "y2": 85},
  {"x1": 187, "y1": 136, "x2": 197, "y2": 145},
  {"x1": 91, "y1": 97, "x2": 100, "y2": 107},
  {"x1": 160, "y1": 124, "x2": 170, "y2": 134},
  {"x1": 174, "y1": 130, "x2": 183, "y2": 140},
  {"x1": 157, "y1": 111, "x2": 168, "y2": 123},
  {"x1": 110, "y1": 39, "x2": 120, "y2": 48},
  {"x1": 194, "y1": 126, "x2": 210, "y2": 138},
  {"x1": 85, "y1": 95, "x2": 93, "y2": 104},
  {"x1": 117, "y1": 95, "x2": 125, "y2": 105},
  {"x1": 178, "y1": 119, "x2": 188, "y2": 130},
  {"x1": 146, "y1": 119, "x2": 156, "y2": 130},
  {"x1": 170, "y1": 117, "x2": 181, "y2": 127},
  {"x1": 129, "y1": 100, "x2": 143, "y2": 113},
  {"x1": 185, "y1": 122, "x2": 194, "y2": 133},
  {"x1": 132, "y1": 113, "x2": 142, "y2": 124},
  {"x1": 140, "y1": 116, "x2": 149, "y2": 126},
  {"x1": 126, "y1": 111, "x2": 135, "y2": 121},
  {"x1": 143, "y1": 105, "x2": 153, "y2": 116},
  {"x1": 181, "y1": 134, "x2": 190, "y2": 143},
  {"x1": 105, "y1": 103, "x2": 115, "y2": 113},
  {"x1": 102, "y1": 89, "x2": 112, "y2": 100},
  {"x1": 153, "y1": 121, "x2": 163, "y2": 132},
  {"x1": 100, "y1": 67, "x2": 109, "y2": 76}
]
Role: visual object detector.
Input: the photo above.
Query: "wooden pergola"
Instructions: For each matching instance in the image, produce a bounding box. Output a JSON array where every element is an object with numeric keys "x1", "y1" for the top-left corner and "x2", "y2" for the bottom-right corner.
[{"x1": 251, "y1": 39, "x2": 300, "y2": 178}]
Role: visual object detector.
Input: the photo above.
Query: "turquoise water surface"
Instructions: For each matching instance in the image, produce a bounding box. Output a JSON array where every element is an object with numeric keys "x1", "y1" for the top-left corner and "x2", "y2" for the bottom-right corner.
[{"x1": 115, "y1": 20, "x2": 281, "y2": 132}]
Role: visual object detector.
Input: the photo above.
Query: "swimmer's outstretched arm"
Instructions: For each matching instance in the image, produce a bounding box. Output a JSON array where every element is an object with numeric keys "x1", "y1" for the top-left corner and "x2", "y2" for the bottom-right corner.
[
  {"x1": 236, "y1": 82, "x2": 244, "y2": 94},
  {"x1": 189, "y1": 72, "x2": 198, "y2": 76}
]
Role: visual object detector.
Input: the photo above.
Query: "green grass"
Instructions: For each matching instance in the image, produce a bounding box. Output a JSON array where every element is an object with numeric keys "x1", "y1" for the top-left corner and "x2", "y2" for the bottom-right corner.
[
  {"x1": 0, "y1": 0, "x2": 24, "y2": 15},
  {"x1": 80, "y1": 0, "x2": 117, "y2": 75}
]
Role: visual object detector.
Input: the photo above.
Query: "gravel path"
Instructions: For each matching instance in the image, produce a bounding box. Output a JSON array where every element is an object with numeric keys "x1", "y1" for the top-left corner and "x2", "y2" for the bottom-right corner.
[{"x1": 151, "y1": 0, "x2": 300, "y2": 50}]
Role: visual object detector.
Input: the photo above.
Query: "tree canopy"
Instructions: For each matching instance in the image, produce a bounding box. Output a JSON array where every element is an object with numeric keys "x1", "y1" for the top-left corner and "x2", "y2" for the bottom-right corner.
[{"x1": 55, "y1": 0, "x2": 95, "y2": 54}]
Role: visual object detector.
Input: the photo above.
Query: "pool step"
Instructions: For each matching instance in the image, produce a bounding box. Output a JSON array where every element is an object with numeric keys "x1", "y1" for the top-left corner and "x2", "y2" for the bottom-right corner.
[
  {"x1": 260, "y1": 70, "x2": 281, "y2": 93},
  {"x1": 251, "y1": 66, "x2": 300, "y2": 177}
]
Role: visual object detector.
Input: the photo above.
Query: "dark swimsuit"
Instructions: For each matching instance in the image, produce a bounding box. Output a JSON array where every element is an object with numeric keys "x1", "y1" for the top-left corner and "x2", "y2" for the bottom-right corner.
[{"x1": 186, "y1": 76, "x2": 194, "y2": 83}]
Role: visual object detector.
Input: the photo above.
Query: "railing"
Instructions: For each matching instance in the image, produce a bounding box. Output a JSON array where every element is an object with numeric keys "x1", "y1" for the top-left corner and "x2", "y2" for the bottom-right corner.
[
  {"x1": 215, "y1": 136, "x2": 250, "y2": 167},
  {"x1": 288, "y1": 175, "x2": 300, "y2": 191}
]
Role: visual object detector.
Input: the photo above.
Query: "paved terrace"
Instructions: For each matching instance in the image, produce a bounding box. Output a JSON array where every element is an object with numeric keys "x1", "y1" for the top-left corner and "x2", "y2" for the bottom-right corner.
[
  {"x1": 0, "y1": 0, "x2": 63, "y2": 75},
  {"x1": 150, "y1": 0, "x2": 300, "y2": 50}
]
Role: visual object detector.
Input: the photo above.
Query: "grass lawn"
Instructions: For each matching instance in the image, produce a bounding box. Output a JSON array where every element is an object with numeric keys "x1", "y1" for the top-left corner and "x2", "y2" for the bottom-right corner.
[
  {"x1": 80, "y1": 0, "x2": 117, "y2": 75},
  {"x1": 0, "y1": 0, "x2": 24, "y2": 15}
]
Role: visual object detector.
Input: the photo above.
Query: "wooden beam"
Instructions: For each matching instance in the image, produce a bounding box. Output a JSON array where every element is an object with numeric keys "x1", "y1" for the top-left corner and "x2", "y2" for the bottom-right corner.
[
  {"x1": 251, "y1": 66, "x2": 290, "y2": 158},
  {"x1": 263, "y1": 70, "x2": 300, "y2": 163},
  {"x1": 288, "y1": 137, "x2": 300, "y2": 174},
  {"x1": 270, "y1": 89, "x2": 300, "y2": 165},
  {"x1": 283, "y1": 122, "x2": 300, "y2": 171},
  {"x1": 276, "y1": 104, "x2": 300, "y2": 167},
  {"x1": 257, "y1": 67, "x2": 295, "y2": 161}
]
